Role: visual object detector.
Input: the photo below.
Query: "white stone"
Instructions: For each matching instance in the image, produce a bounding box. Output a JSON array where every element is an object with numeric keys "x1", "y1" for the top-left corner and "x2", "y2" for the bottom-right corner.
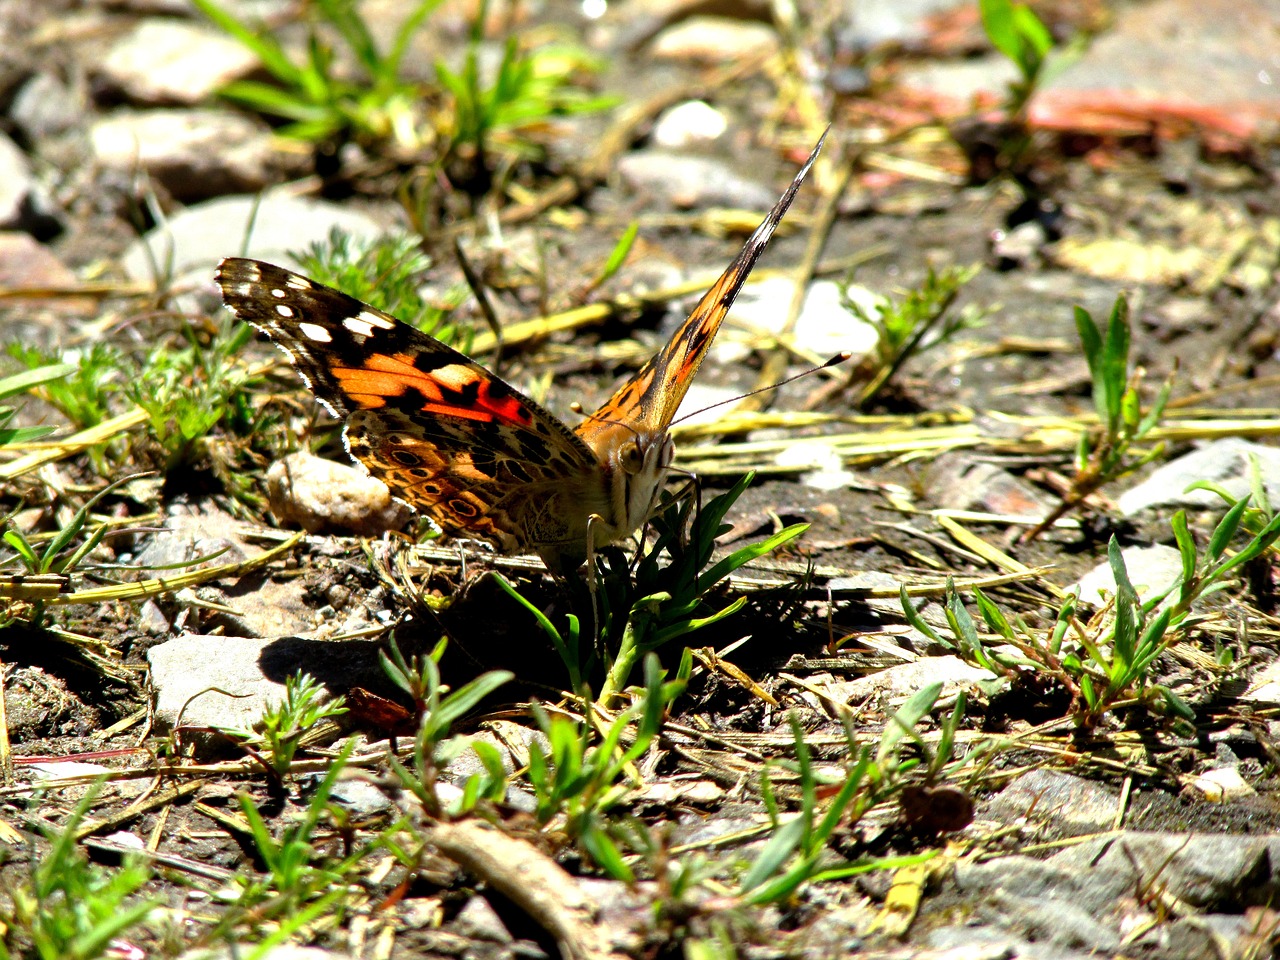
[
  {"x1": 649, "y1": 17, "x2": 778, "y2": 62},
  {"x1": 266, "y1": 451, "x2": 411, "y2": 537},
  {"x1": 1190, "y1": 766, "x2": 1255, "y2": 802},
  {"x1": 651, "y1": 100, "x2": 729, "y2": 149},
  {"x1": 97, "y1": 19, "x2": 262, "y2": 105},
  {"x1": 1071, "y1": 544, "x2": 1184, "y2": 607}
]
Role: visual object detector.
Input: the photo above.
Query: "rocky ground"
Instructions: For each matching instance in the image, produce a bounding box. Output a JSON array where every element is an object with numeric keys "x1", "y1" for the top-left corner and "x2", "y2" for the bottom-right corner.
[{"x1": 2, "y1": 0, "x2": 1280, "y2": 958}]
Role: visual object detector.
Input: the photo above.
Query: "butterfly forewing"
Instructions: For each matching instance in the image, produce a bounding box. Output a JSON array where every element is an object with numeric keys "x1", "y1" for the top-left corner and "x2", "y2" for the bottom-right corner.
[
  {"x1": 216, "y1": 258, "x2": 602, "y2": 555},
  {"x1": 577, "y1": 130, "x2": 828, "y2": 447}
]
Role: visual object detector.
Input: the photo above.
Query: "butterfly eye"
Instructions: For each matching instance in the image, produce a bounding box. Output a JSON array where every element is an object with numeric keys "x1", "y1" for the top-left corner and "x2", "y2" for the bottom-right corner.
[{"x1": 621, "y1": 441, "x2": 645, "y2": 474}]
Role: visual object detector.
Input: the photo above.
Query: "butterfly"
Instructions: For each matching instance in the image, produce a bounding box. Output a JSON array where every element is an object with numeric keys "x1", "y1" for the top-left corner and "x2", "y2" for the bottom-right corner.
[{"x1": 217, "y1": 132, "x2": 825, "y2": 573}]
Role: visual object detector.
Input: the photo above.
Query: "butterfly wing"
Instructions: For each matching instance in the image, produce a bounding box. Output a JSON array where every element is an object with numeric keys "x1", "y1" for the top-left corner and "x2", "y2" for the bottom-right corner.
[
  {"x1": 576, "y1": 131, "x2": 826, "y2": 449},
  {"x1": 217, "y1": 258, "x2": 605, "y2": 553}
]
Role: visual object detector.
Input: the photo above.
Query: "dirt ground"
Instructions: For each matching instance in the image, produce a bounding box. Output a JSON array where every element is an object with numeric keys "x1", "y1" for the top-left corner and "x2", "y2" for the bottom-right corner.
[{"x1": 3, "y1": 0, "x2": 1280, "y2": 957}]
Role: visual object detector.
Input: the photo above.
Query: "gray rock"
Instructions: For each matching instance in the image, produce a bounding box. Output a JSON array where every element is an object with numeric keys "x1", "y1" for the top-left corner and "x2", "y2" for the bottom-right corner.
[
  {"x1": 1072, "y1": 544, "x2": 1184, "y2": 607},
  {"x1": 1117, "y1": 437, "x2": 1280, "y2": 515},
  {"x1": 925, "y1": 924, "x2": 1095, "y2": 960},
  {"x1": 452, "y1": 895, "x2": 513, "y2": 943},
  {"x1": 148, "y1": 633, "x2": 292, "y2": 734},
  {"x1": 328, "y1": 776, "x2": 394, "y2": 817},
  {"x1": 266, "y1": 451, "x2": 412, "y2": 537},
  {"x1": 0, "y1": 133, "x2": 60, "y2": 238},
  {"x1": 121, "y1": 192, "x2": 387, "y2": 287},
  {"x1": 133, "y1": 506, "x2": 252, "y2": 572},
  {"x1": 1047, "y1": 0, "x2": 1280, "y2": 112},
  {"x1": 982, "y1": 893, "x2": 1121, "y2": 953},
  {"x1": 837, "y1": 0, "x2": 971, "y2": 49},
  {"x1": 818, "y1": 655, "x2": 996, "y2": 705},
  {"x1": 1048, "y1": 832, "x2": 1280, "y2": 908},
  {"x1": 148, "y1": 633, "x2": 382, "y2": 739},
  {"x1": 95, "y1": 19, "x2": 261, "y2": 105},
  {"x1": 616, "y1": 151, "x2": 777, "y2": 210},
  {"x1": 90, "y1": 109, "x2": 289, "y2": 201},
  {"x1": 983, "y1": 768, "x2": 1119, "y2": 836},
  {"x1": 11, "y1": 72, "x2": 84, "y2": 140},
  {"x1": 926, "y1": 452, "x2": 1058, "y2": 520}
]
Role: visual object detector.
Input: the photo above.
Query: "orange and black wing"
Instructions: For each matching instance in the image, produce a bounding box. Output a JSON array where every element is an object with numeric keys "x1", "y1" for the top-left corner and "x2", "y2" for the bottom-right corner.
[
  {"x1": 576, "y1": 130, "x2": 826, "y2": 447},
  {"x1": 217, "y1": 258, "x2": 599, "y2": 550}
]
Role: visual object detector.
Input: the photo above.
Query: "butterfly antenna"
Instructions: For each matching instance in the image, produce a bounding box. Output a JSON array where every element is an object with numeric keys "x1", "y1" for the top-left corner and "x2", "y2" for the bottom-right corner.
[{"x1": 669, "y1": 351, "x2": 852, "y2": 427}]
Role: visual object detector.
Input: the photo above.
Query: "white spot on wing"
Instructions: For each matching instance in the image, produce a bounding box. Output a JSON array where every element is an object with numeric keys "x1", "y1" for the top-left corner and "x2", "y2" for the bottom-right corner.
[
  {"x1": 276, "y1": 304, "x2": 294, "y2": 317},
  {"x1": 271, "y1": 288, "x2": 287, "y2": 298},
  {"x1": 359, "y1": 310, "x2": 395, "y2": 330},
  {"x1": 343, "y1": 316, "x2": 376, "y2": 337},
  {"x1": 286, "y1": 275, "x2": 310, "y2": 290},
  {"x1": 298, "y1": 322, "x2": 333, "y2": 343}
]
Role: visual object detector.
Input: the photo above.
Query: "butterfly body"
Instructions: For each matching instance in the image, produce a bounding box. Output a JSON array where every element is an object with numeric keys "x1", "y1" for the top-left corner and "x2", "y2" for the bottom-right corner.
[{"x1": 217, "y1": 133, "x2": 824, "y2": 571}]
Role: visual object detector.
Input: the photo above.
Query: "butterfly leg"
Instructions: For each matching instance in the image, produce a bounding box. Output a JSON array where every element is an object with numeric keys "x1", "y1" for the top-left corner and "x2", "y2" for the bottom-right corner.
[{"x1": 584, "y1": 512, "x2": 605, "y2": 643}]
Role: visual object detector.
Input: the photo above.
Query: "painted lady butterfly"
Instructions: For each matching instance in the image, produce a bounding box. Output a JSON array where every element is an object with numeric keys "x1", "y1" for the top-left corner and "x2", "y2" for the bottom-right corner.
[{"x1": 217, "y1": 133, "x2": 824, "y2": 572}]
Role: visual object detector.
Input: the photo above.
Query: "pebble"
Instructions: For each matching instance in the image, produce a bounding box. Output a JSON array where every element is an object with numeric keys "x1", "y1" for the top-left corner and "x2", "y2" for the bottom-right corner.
[
  {"x1": 722, "y1": 278, "x2": 880, "y2": 364},
  {"x1": 147, "y1": 632, "x2": 383, "y2": 744},
  {"x1": 926, "y1": 453, "x2": 1057, "y2": 519},
  {"x1": 1189, "y1": 765, "x2": 1255, "y2": 802},
  {"x1": 95, "y1": 19, "x2": 262, "y2": 105},
  {"x1": 816, "y1": 655, "x2": 996, "y2": 707},
  {"x1": 616, "y1": 150, "x2": 777, "y2": 210},
  {"x1": 1117, "y1": 437, "x2": 1280, "y2": 515},
  {"x1": 983, "y1": 768, "x2": 1119, "y2": 836},
  {"x1": 266, "y1": 451, "x2": 412, "y2": 537},
  {"x1": 0, "y1": 132, "x2": 60, "y2": 238},
  {"x1": 651, "y1": 100, "x2": 729, "y2": 149},
  {"x1": 774, "y1": 440, "x2": 855, "y2": 491},
  {"x1": 121, "y1": 193, "x2": 388, "y2": 287},
  {"x1": 1071, "y1": 544, "x2": 1184, "y2": 607},
  {"x1": 10, "y1": 71, "x2": 84, "y2": 140},
  {"x1": 649, "y1": 16, "x2": 778, "y2": 62},
  {"x1": 452, "y1": 896, "x2": 514, "y2": 943},
  {"x1": 0, "y1": 233, "x2": 97, "y2": 316},
  {"x1": 90, "y1": 109, "x2": 288, "y2": 201}
]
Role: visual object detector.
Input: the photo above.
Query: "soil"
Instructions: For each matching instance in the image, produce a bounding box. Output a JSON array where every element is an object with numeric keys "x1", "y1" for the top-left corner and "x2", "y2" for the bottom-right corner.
[{"x1": 3, "y1": 0, "x2": 1280, "y2": 957}]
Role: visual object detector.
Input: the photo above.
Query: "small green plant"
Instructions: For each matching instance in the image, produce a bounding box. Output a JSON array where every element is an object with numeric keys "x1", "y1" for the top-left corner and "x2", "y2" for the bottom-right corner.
[
  {"x1": 7, "y1": 345, "x2": 121, "y2": 434},
  {"x1": 0, "y1": 787, "x2": 159, "y2": 960},
  {"x1": 907, "y1": 498, "x2": 1280, "y2": 728},
  {"x1": 496, "y1": 472, "x2": 808, "y2": 699},
  {"x1": 0, "y1": 361, "x2": 74, "y2": 447},
  {"x1": 2, "y1": 474, "x2": 143, "y2": 627},
  {"x1": 295, "y1": 231, "x2": 468, "y2": 343},
  {"x1": 224, "y1": 672, "x2": 349, "y2": 779},
  {"x1": 979, "y1": 0, "x2": 1056, "y2": 120},
  {"x1": 523, "y1": 654, "x2": 687, "y2": 879},
  {"x1": 1025, "y1": 294, "x2": 1173, "y2": 540},
  {"x1": 191, "y1": 0, "x2": 441, "y2": 150},
  {"x1": 841, "y1": 263, "x2": 985, "y2": 408},
  {"x1": 127, "y1": 314, "x2": 256, "y2": 473},
  {"x1": 739, "y1": 691, "x2": 950, "y2": 904},
  {"x1": 214, "y1": 739, "x2": 372, "y2": 942},
  {"x1": 437, "y1": 14, "x2": 617, "y2": 172},
  {"x1": 383, "y1": 638, "x2": 513, "y2": 818},
  {"x1": 7, "y1": 345, "x2": 127, "y2": 472}
]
